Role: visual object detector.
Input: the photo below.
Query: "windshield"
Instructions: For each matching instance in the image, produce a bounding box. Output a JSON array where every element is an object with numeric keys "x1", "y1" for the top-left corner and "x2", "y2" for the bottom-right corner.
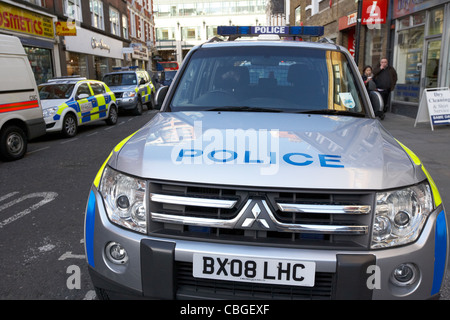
[
  {"x1": 171, "y1": 45, "x2": 365, "y2": 115},
  {"x1": 38, "y1": 84, "x2": 75, "y2": 100},
  {"x1": 103, "y1": 73, "x2": 137, "y2": 86}
]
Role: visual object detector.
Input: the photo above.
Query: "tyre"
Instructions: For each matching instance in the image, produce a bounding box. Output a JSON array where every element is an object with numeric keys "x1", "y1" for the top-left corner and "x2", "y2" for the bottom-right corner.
[
  {"x1": 106, "y1": 105, "x2": 118, "y2": 125},
  {"x1": 62, "y1": 113, "x2": 78, "y2": 137},
  {"x1": 0, "y1": 125, "x2": 27, "y2": 161},
  {"x1": 133, "y1": 98, "x2": 143, "y2": 116}
]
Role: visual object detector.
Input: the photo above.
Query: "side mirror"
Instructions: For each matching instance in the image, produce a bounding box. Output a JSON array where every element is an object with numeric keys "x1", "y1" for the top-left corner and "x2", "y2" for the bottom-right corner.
[
  {"x1": 77, "y1": 93, "x2": 90, "y2": 100},
  {"x1": 139, "y1": 78, "x2": 146, "y2": 85},
  {"x1": 155, "y1": 86, "x2": 169, "y2": 108},
  {"x1": 369, "y1": 91, "x2": 384, "y2": 116}
]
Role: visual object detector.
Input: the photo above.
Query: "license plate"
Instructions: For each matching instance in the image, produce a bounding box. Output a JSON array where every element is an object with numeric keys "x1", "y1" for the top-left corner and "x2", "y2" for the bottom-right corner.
[{"x1": 193, "y1": 253, "x2": 316, "y2": 287}]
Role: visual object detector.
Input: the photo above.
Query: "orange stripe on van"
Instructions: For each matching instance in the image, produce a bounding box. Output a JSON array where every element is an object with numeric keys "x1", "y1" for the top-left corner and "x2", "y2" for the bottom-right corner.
[{"x1": 0, "y1": 100, "x2": 39, "y2": 113}]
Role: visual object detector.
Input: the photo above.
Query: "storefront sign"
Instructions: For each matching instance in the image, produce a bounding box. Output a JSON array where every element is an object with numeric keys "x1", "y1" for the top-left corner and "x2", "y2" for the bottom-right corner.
[
  {"x1": 91, "y1": 37, "x2": 111, "y2": 52},
  {"x1": 55, "y1": 21, "x2": 76, "y2": 36},
  {"x1": 131, "y1": 43, "x2": 149, "y2": 60},
  {"x1": 338, "y1": 12, "x2": 357, "y2": 30},
  {"x1": 0, "y1": 2, "x2": 54, "y2": 39},
  {"x1": 64, "y1": 27, "x2": 123, "y2": 59},
  {"x1": 361, "y1": 0, "x2": 388, "y2": 25},
  {"x1": 415, "y1": 88, "x2": 450, "y2": 131},
  {"x1": 347, "y1": 28, "x2": 356, "y2": 57}
]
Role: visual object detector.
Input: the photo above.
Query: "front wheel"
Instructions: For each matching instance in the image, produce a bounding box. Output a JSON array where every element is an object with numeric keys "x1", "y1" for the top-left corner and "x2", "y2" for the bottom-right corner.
[
  {"x1": 133, "y1": 98, "x2": 143, "y2": 116},
  {"x1": 106, "y1": 105, "x2": 118, "y2": 125},
  {"x1": 0, "y1": 125, "x2": 27, "y2": 161},
  {"x1": 62, "y1": 113, "x2": 78, "y2": 138}
]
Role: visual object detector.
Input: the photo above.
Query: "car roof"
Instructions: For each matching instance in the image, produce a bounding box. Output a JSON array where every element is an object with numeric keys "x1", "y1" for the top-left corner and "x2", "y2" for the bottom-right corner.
[
  {"x1": 200, "y1": 38, "x2": 341, "y2": 51},
  {"x1": 40, "y1": 78, "x2": 103, "y2": 85}
]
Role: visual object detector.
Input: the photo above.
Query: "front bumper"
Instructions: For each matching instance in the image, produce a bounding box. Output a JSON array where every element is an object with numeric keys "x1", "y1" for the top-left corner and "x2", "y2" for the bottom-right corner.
[
  {"x1": 116, "y1": 97, "x2": 138, "y2": 110},
  {"x1": 85, "y1": 188, "x2": 448, "y2": 300}
]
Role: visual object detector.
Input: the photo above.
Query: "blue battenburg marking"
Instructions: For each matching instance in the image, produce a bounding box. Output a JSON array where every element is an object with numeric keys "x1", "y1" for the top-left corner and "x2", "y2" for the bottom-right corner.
[
  {"x1": 431, "y1": 210, "x2": 447, "y2": 296},
  {"x1": 85, "y1": 190, "x2": 96, "y2": 267}
]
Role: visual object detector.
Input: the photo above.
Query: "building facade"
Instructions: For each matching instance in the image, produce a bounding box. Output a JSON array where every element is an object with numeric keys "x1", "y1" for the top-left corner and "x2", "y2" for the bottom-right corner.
[
  {"x1": 126, "y1": 0, "x2": 156, "y2": 71},
  {"x1": 0, "y1": 0, "x2": 158, "y2": 83},
  {"x1": 153, "y1": 0, "x2": 268, "y2": 65}
]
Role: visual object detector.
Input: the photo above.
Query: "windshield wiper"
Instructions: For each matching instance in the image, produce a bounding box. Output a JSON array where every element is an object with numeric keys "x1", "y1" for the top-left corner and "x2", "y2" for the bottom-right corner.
[
  {"x1": 295, "y1": 109, "x2": 366, "y2": 117},
  {"x1": 206, "y1": 106, "x2": 284, "y2": 113}
]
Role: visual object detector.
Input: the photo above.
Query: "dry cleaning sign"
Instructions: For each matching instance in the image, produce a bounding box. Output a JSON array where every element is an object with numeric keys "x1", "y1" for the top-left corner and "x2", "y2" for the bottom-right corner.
[{"x1": 415, "y1": 88, "x2": 450, "y2": 131}]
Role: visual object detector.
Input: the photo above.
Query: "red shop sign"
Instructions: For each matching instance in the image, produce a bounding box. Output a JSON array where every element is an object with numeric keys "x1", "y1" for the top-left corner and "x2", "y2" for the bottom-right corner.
[{"x1": 361, "y1": 0, "x2": 388, "y2": 25}]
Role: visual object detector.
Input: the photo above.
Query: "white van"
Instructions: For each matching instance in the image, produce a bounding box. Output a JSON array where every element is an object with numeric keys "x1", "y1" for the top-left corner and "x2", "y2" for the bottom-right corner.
[{"x1": 0, "y1": 35, "x2": 46, "y2": 161}]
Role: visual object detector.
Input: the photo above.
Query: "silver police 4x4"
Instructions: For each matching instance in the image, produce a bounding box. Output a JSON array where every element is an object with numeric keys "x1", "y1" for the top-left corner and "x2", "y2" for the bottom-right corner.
[
  {"x1": 102, "y1": 68, "x2": 155, "y2": 115},
  {"x1": 85, "y1": 26, "x2": 448, "y2": 300}
]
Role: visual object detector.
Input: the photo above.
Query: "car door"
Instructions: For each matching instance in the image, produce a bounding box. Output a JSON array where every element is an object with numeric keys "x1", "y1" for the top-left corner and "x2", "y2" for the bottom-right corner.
[
  {"x1": 89, "y1": 81, "x2": 109, "y2": 120},
  {"x1": 75, "y1": 82, "x2": 95, "y2": 124},
  {"x1": 137, "y1": 71, "x2": 150, "y2": 104}
]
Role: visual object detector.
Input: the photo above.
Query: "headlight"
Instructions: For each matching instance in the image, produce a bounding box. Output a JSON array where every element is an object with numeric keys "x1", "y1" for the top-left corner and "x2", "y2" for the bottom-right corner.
[
  {"x1": 99, "y1": 166, "x2": 147, "y2": 234},
  {"x1": 43, "y1": 106, "x2": 58, "y2": 118},
  {"x1": 123, "y1": 91, "x2": 136, "y2": 98},
  {"x1": 371, "y1": 182, "x2": 433, "y2": 248}
]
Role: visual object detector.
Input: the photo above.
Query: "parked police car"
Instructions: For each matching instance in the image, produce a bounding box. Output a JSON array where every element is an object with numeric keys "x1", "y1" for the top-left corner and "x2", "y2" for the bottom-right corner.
[
  {"x1": 102, "y1": 68, "x2": 155, "y2": 115},
  {"x1": 38, "y1": 77, "x2": 118, "y2": 137},
  {"x1": 85, "y1": 26, "x2": 448, "y2": 300}
]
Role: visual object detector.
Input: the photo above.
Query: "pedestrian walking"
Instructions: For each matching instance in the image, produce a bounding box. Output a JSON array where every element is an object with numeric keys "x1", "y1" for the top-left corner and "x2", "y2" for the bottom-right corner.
[{"x1": 373, "y1": 58, "x2": 397, "y2": 119}]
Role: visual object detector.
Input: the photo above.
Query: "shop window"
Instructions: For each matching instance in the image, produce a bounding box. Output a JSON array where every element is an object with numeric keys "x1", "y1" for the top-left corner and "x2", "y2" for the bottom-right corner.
[
  {"x1": 393, "y1": 25, "x2": 424, "y2": 103},
  {"x1": 24, "y1": 47, "x2": 54, "y2": 85},
  {"x1": 94, "y1": 56, "x2": 108, "y2": 80},
  {"x1": 428, "y1": 7, "x2": 444, "y2": 36},
  {"x1": 66, "y1": 51, "x2": 88, "y2": 77}
]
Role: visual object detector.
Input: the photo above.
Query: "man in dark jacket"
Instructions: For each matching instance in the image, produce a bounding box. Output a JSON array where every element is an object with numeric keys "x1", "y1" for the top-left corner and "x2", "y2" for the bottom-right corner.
[{"x1": 373, "y1": 58, "x2": 397, "y2": 119}]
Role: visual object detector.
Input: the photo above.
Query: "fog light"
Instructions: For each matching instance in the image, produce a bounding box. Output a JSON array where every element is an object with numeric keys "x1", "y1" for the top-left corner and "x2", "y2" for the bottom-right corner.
[
  {"x1": 391, "y1": 263, "x2": 418, "y2": 286},
  {"x1": 105, "y1": 242, "x2": 128, "y2": 265},
  {"x1": 394, "y1": 210, "x2": 410, "y2": 228}
]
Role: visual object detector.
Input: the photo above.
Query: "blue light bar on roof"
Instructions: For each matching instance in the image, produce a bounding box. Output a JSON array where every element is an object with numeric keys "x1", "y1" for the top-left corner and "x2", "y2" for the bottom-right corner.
[{"x1": 217, "y1": 26, "x2": 324, "y2": 37}]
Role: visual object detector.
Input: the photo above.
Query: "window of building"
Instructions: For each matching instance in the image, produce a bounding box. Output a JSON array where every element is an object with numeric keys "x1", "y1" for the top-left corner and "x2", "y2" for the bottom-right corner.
[
  {"x1": 122, "y1": 15, "x2": 129, "y2": 39},
  {"x1": 90, "y1": 0, "x2": 104, "y2": 30},
  {"x1": 295, "y1": 6, "x2": 301, "y2": 26},
  {"x1": 156, "y1": 28, "x2": 175, "y2": 40},
  {"x1": 25, "y1": 0, "x2": 43, "y2": 5},
  {"x1": 64, "y1": 0, "x2": 82, "y2": 22},
  {"x1": 130, "y1": 11, "x2": 137, "y2": 38},
  {"x1": 428, "y1": 7, "x2": 444, "y2": 36},
  {"x1": 109, "y1": 6, "x2": 120, "y2": 36}
]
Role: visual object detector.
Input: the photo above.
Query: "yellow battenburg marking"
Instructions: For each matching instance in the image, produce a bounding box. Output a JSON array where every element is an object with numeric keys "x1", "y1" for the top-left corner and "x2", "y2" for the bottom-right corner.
[
  {"x1": 396, "y1": 139, "x2": 442, "y2": 207},
  {"x1": 93, "y1": 131, "x2": 139, "y2": 188}
]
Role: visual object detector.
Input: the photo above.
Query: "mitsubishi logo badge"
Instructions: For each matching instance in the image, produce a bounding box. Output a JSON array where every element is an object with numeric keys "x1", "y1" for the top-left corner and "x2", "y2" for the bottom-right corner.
[{"x1": 241, "y1": 202, "x2": 270, "y2": 229}]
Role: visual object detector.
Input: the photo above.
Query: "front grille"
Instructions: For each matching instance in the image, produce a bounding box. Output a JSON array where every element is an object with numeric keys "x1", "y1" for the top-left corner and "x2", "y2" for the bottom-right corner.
[
  {"x1": 148, "y1": 181, "x2": 374, "y2": 249},
  {"x1": 175, "y1": 261, "x2": 335, "y2": 300}
]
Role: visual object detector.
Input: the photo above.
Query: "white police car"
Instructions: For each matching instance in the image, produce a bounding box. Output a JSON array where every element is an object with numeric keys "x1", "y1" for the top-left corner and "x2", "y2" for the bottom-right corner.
[
  {"x1": 85, "y1": 26, "x2": 448, "y2": 300},
  {"x1": 38, "y1": 77, "x2": 118, "y2": 137}
]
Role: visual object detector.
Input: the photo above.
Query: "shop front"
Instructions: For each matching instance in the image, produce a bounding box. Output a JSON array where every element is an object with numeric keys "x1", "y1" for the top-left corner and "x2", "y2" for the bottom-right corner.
[
  {"x1": 0, "y1": 0, "x2": 58, "y2": 85},
  {"x1": 63, "y1": 27, "x2": 124, "y2": 80},
  {"x1": 338, "y1": 1, "x2": 389, "y2": 70},
  {"x1": 392, "y1": 0, "x2": 450, "y2": 115}
]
